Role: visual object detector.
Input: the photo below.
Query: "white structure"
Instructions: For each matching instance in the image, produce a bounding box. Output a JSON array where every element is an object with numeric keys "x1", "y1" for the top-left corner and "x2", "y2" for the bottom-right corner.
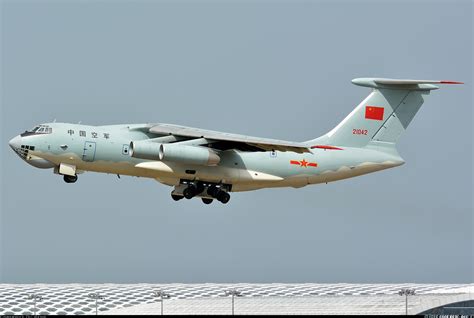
[{"x1": 0, "y1": 283, "x2": 472, "y2": 315}]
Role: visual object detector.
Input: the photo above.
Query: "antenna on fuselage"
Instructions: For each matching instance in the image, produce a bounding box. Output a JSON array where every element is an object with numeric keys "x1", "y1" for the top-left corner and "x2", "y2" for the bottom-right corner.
[
  {"x1": 53, "y1": 118, "x2": 57, "y2": 123},
  {"x1": 78, "y1": 121, "x2": 82, "y2": 124}
]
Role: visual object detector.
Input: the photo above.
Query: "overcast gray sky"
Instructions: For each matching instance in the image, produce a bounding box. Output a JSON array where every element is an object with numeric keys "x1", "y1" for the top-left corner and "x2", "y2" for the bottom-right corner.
[{"x1": 1, "y1": 0, "x2": 472, "y2": 284}]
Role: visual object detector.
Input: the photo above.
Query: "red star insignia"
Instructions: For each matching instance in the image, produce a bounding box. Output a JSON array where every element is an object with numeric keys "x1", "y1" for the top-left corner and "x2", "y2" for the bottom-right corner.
[{"x1": 300, "y1": 159, "x2": 308, "y2": 167}]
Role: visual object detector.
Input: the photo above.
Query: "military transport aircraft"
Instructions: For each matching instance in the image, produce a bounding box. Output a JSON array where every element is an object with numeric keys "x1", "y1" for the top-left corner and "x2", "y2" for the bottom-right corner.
[{"x1": 9, "y1": 78, "x2": 462, "y2": 204}]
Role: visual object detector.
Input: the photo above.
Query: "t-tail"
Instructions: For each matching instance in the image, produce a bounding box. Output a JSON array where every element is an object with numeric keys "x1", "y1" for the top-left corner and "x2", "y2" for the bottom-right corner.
[{"x1": 307, "y1": 78, "x2": 463, "y2": 150}]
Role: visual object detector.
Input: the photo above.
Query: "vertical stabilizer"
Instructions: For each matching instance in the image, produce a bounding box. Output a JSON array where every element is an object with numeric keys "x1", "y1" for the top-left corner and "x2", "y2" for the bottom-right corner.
[{"x1": 306, "y1": 78, "x2": 462, "y2": 148}]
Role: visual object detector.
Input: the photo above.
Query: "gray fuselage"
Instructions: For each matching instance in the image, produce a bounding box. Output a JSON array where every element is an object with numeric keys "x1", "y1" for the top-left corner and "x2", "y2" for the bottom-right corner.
[{"x1": 9, "y1": 122, "x2": 404, "y2": 193}]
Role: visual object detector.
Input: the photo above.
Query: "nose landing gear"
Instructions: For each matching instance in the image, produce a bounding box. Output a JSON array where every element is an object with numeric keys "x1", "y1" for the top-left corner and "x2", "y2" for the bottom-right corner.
[{"x1": 63, "y1": 174, "x2": 78, "y2": 183}]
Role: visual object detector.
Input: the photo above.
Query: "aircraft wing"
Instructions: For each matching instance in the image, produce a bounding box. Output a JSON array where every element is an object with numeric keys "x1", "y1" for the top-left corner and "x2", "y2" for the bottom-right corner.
[{"x1": 146, "y1": 123, "x2": 311, "y2": 153}]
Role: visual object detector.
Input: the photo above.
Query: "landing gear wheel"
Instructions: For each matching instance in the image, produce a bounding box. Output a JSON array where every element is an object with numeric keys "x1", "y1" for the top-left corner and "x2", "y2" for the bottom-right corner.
[
  {"x1": 217, "y1": 191, "x2": 230, "y2": 204},
  {"x1": 207, "y1": 185, "x2": 219, "y2": 197},
  {"x1": 171, "y1": 194, "x2": 184, "y2": 201},
  {"x1": 195, "y1": 183, "x2": 205, "y2": 195},
  {"x1": 63, "y1": 175, "x2": 78, "y2": 183},
  {"x1": 201, "y1": 198, "x2": 213, "y2": 205},
  {"x1": 183, "y1": 186, "x2": 196, "y2": 199}
]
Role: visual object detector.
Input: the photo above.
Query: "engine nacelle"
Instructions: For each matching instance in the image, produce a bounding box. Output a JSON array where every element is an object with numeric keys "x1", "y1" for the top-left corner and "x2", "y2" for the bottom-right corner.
[
  {"x1": 129, "y1": 141, "x2": 161, "y2": 160},
  {"x1": 129, "y1": 141, "x2": 220, "y2": 166},
  {"x1": 159, "y1": 144, "x2": 220, "y2": 166}
]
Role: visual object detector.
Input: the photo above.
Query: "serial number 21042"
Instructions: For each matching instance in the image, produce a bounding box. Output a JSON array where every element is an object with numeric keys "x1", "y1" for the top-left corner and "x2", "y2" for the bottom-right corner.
[{"x1": 352, "y1": 129, "x2": 368, "y2": 135}]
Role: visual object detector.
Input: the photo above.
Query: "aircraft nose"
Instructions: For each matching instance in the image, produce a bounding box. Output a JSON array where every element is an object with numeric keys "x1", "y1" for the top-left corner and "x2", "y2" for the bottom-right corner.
[{"x1": 9, "y1": 135, "x2": 21, "y2": 150}]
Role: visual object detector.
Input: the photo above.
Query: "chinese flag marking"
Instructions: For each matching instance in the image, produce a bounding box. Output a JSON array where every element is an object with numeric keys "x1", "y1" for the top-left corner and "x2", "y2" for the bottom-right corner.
[{"x1": 365, "y1": 106, "x2": 384, "y2": 121}]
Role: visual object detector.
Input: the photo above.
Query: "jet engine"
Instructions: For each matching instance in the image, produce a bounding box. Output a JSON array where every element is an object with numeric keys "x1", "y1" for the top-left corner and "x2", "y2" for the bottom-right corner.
[
  {"x1": 159, "y1": 144, "x2": 220, "y2": 166},
  {"x1": 130, "y1": 141, "x2": 220, "y2": 166},
  {"x1": 129, "y1": 141, "x2": 161, "y2": 160}
]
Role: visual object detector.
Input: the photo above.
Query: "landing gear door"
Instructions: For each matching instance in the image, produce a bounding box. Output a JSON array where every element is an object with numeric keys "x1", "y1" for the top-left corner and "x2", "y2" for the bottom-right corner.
[{"x1": 82, "y1": 141, "x2": 96, "y2": 162}]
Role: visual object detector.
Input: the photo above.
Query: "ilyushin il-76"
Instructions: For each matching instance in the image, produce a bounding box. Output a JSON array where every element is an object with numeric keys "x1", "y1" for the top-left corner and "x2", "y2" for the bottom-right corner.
[{"x1": 9, "y1": 78, "x2": 462, "y2": 204}]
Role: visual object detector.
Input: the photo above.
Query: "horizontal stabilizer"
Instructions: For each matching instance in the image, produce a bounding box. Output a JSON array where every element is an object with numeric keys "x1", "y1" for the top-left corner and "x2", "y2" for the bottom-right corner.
[{"x1": 352, "y1": 78, "x2": 463, "y2": 90}]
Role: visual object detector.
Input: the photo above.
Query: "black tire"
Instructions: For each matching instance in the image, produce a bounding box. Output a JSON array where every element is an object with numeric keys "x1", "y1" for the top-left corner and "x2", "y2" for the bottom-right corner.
[
  {"x1": 63, "y1": 175, "x2": 78, "y2": 183},
  {"x1": 171, "y1": 194, "x2": 184, "y2": 201},
  {"x1": 183, "y1": 186, "x2": 196, "y2": 199},
  {"x1": 201, "y1": 198, "x2": 213, "y2": 205},
  {"x1": 195, "y1": 183, "x2": 205, "y2": 195},
  {"x1": 207, "y1": 185, "x2": 219, "y2": 197},
  {"x1": 217, "y1": 191, "x2": 230, "y2": 204}
]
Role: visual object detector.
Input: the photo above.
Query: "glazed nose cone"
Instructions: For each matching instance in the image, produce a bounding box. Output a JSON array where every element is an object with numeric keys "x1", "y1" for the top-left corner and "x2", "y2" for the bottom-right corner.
[{"x1": 9, "y1": 135, "x2": 21, "y2": 150}]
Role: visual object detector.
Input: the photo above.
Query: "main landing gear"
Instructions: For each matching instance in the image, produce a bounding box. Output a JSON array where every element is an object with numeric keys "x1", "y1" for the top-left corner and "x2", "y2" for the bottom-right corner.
[
  {"x1": 206, "y1": 185, "x2": 230, "y2": 204},
  {"x1": 201, "y1": 198, "x2": 213, "y2": 205},
  {"x1": 183, "y1": 183, "x2": 205, "y2": 199},
  {"x1": 171, "y1": 181, "x2": 231, "y2": 205},
  {"x1": 171, "y1": 194, "x2": 184, "y2": 201},
  {"x1": 63, "y1": 174, "x2": 78, "y2": 183}
]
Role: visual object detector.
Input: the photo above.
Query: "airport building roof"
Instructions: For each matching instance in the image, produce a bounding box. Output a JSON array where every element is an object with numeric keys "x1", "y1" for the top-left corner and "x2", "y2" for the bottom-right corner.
[{"x1": 1, "y1": 283, "x2": 472, "y2": 315}]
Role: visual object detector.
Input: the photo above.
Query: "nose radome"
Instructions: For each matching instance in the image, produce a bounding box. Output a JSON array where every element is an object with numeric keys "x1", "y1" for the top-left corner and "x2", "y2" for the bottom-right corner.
[{"x1": 9, "y1": 135, "x2": 21, "y2": 150}]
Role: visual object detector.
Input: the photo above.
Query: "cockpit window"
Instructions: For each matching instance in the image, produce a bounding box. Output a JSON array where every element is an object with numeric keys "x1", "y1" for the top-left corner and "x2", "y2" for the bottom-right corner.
[{"x1": 28, "y1": 125, "x2": 52, "y2": 134}]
